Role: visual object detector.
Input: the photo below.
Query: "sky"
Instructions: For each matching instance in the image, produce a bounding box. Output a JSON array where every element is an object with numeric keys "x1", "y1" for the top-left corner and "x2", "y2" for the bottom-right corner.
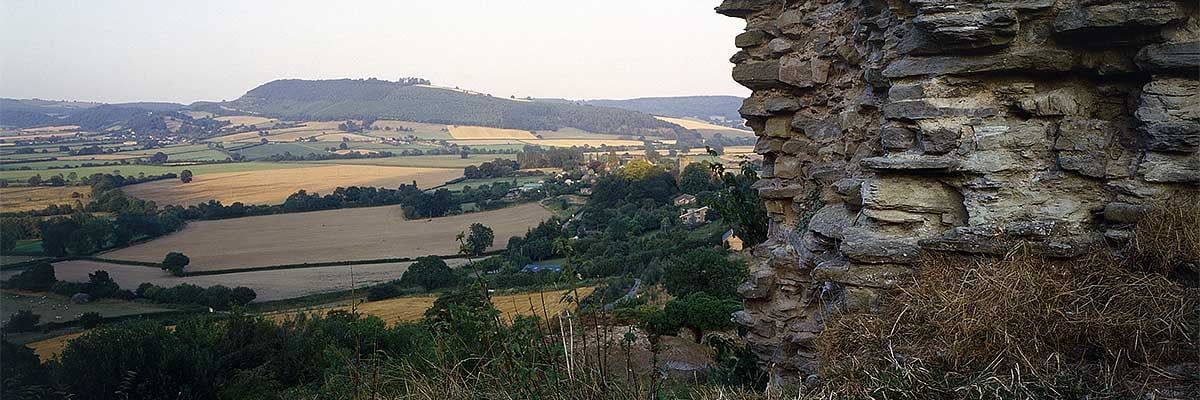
[{"x1": 0, "y1": 0, "x2": 749, "y2": 104}]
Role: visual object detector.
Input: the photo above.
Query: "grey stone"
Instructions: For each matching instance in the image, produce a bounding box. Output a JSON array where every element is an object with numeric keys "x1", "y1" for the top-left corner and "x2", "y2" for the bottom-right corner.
[
  {"x1": 767, "y1": 38, "x2": 793, "y2": 55},
  {"x1": 862, "y1": 155, "x2": 960, "y2": 172},
  {"x1": 778, "y1": 55, "x2": 814, "y2": 88},
  {"x1": 900, "y1": 9, "x2": 1017, "y2": 54},
  {"x1": 1054, "y1": 1, "x2": 1185, "y2": 35},
  {"x1": 735, "y1": 30, "x2": 773, "y2": 48},
  {"x1": 738, "y1": 269, "x2": 777, "y2": 300},
  {"x1": 1055, "y1": 117, "x2": 1113, "y2": 178},
  {"x1": 1016, "y1": 89, "x2": 1087, "y2": 116},
  {"x1": 1103, "y1": 202, "x2": 1149, "y2": 224},
  {"x1": 882, "y1": 99, "x2": 997, "y2": 120},
  {"x1": 715, "y1": 0, "x2": 774, "y2": 17},
  {"x1": 1143, "y1": 122, "x2": 1200, "y2": 153},
  {"x1": 811, "y1": 259, "x2": 912, "y2": 288},
  {"x1": 862, "y1": 177, "x2": 964, "y2": 215},
  {"x1": 832, "y1": 178, "x2": 863, "y2": 209},
  {"x1": 1136, "y1": 41, "x2": 1200, "y2": 72},
  {"x1": 765, "y1": 97, "x2": 801, "y2": 113},
  {"x1": 807, "y1": 204, "x2": 850, "y2": 240},
  {"x1": 1139, "y1": 152, "x2": 1200, "y2": 183},
  {"x1": 840, "y1": 228, "x2": 921, "y2": 264},
  {"x1": 883, "y1": 49, "x2": 1076, "y2": 78},
  {"x1": 733, "y1": 61, "x2": 782, "y2": 90},
  {"x1": 888, "y1": 84, "x2": 924, "y2": 101},
  {"x1": 918, "y1": 121, "x2": 962, "y2": 154},
  {"x1": 881, "y1": 125, "x2": 916, "y2": 150}
]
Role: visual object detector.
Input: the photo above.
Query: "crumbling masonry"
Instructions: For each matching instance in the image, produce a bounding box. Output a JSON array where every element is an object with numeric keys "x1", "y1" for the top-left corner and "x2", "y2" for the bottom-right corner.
[{"x1": 717, "y1": 0, "x2": 1198, "y2": 383}]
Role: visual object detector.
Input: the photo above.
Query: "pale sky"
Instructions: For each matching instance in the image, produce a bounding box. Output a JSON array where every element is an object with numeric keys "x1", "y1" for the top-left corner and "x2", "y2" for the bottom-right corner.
[{"x1": 0, "y1": 0, "x2": 749, "y2": 104}]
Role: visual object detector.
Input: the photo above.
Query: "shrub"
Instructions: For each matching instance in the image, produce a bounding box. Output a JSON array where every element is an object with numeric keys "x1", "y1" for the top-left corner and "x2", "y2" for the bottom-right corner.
[
  {"x1": 78, "y1": 312, "x2": 103, "y2": 329},
  {"x1": 3, "y1": 310, "x2": 40, "y2": 332}
]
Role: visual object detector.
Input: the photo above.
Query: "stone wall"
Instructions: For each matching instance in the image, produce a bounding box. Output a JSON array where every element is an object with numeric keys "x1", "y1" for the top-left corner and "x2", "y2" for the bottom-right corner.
[{"x1": 717, "y1": 0, "x2": 1198, "y2": 384}]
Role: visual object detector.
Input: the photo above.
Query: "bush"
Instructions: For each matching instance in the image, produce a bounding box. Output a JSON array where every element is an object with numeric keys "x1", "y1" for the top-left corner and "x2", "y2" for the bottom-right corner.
[
  {"x1": 78, "y1": 312, "x2": 103, "y2": 329},
  {"x1": 367, "y1": 284, "x2": 402, "y2": 301},
  {"x1": 3, "y1": 310, "x2": 40, "y2": 332}
]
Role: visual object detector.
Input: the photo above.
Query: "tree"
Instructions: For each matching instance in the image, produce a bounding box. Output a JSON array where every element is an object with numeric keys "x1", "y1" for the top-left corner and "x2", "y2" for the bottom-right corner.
[
  {"x1": 679, "y1": 162, "x2": 718, "y2": 194},
  {"x1": 3, "y1": 310, "x2": 40, "y2": 332},
  {"x1": 662, "y1": 247, "x2": 745, "y2": 300},
  {"x1": 4, "y1": 262, "x2": 56, "y2": 291},
  {"x1": 399, "y1": 255, "x2": 457, "y2": 290},
  {"x1": 463, "y1": 223, "x2": 495, "y2": 256},
  {"x1": 663, "y1": 292, "x2": 740, "y2": 343},
  {"x1": 48, "y1": 175, "x2": 66, "y2": 186},
  {"x1": 37, "y1": 217, "x2": 82, "y2": 257},
  {"x1": 231, "y1": 286, "x2": 257, "y2": 305},
  {"x1": 162, "y1": 252, "x2": 190, "y2": 276},
  {"x1": 86, "y1": 270, "x2": 123, "y2": 299},
  {"x1": 708, "y1": 167, "x2": 769, "y2": 246},
  {"x1": 180, "y1": 169, "x2": 194, "y2": 183},
  {"x1": 150, "y1": 152, "x2": 168, "y2": 164},
  {"x1": 27, "y1": 175, "x2": 42, "y2": 186}
]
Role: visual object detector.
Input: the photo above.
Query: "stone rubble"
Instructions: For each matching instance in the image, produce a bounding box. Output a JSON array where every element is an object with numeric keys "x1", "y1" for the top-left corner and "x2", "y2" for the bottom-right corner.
[{"x1": 717, "y1": 0, "x2": 1199, "y2": 385}]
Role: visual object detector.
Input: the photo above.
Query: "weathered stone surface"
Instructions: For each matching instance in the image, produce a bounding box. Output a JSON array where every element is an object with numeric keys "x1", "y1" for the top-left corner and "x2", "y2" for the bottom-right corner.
[
  {"x1": 861, "y1": 155, "x2": 960, "y2": 172},
  {"x1": 883, "y1": 49, "x2": 1075, "y2": 78},
  {"x1": 1054, "y1": 1, "x2": 1185, "y2": 35},
  {"x1": 735, "y1": 30, "x2": 773, "y2": 48},
  {"x1": 721, "y1": 0, "x2": 1200, "y2": 386},
  {"x1": 1136, "y1": 41, "x2": 1200, "y2": 72}
]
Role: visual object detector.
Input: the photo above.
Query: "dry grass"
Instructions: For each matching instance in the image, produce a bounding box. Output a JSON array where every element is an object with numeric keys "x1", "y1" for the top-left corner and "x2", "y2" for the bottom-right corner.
[
  {"x1": 818, "y1": 247, "x2": 1199, "y2": 399},
  {"x1": 122, "y1": 164, "x2": 461, "y2": 206},
  {"x1": 0, "y1": 185, "x2": 91, "y2": 212},
  {"x1": 448, "y1": 125, "x2": 537, "y2": 140},
  {"x1": 1127, "y1": 190, "x2": 1200, "y2": 277},
  {"x1": 102, "y1": 203, "x2": 552, "y2": 271}
]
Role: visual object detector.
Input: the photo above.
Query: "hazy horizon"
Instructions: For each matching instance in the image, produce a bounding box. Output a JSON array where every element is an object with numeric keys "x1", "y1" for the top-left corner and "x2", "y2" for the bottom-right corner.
[{"x1": 0, "y1": 0, "x2": 748, "y2": 104}]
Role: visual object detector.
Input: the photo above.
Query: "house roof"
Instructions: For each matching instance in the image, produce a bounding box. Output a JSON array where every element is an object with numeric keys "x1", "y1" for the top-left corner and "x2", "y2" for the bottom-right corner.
[
  {"x1": 674, "y1": 194, "x2": 696, "y2": 201},
  {"x1": 722, "y1": 229, "x2": 736, "y2": 241}
]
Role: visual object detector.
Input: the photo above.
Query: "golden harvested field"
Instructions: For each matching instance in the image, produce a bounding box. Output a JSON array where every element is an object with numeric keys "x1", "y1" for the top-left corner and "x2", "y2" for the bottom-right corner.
[
  {"x1": 655, "y1": 116, "x2": 753, "y2": 134},
  {"x1": 53, "y1": 259, "x2": 467, "y2": 301},
  {"x1": 274, "y1": 287, "x2": 595, "y2": 326},
  {"x1": 122, "y1": 164, "x2": 462, "y2": 206},
  {"x1": 215, "y1": 116, "x2": 277, "y2": 126},
  {"x1": 449, "y1": 125, "x2": 537, "y2": 140},
  {"x1": 0, "y1": 186, "x2": 91, "y2": 212},
  {"x1": 102, "y1": 202, "x2": 552, "y2": 271},
  {"x1": 27, "y1": 331, "x2": 86, "y2": 361}
]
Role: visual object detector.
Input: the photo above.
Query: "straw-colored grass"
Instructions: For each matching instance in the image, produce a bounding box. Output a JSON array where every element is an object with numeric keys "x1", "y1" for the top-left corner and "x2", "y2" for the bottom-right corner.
[
  {"x1": 1126, "y1": 190, "x2": 1200, "y2": 277},
  {"x1": 818, "y1": 247, "x2": 1198, "y2": 399}
]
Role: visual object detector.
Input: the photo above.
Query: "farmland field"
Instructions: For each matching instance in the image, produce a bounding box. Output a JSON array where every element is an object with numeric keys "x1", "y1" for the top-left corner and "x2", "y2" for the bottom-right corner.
[
  {"x1": 27, "y1": 331, "x2": 86, "y2": 361},
  {"x1": 367, "y1": 120, "x2": 453, "y2": 139},
  {"x1": 209, "y1": 121, "x2": 342, "y2": 143},
  {"x1": 102, "y1": 202, "x2": 553, "y2": 270},
  {"x1": 0, "y1": 185, "x2": 91, "y2": 212},
  {"x1": 0, "y1": 289, "x2": 173, "y2": 324},
  {"x1": 448, "y1": 125, "x2": 537, "y2": 140},
  {"x1": 52, "y1": 259, "x2": 466, "y2": 302},
  {"x1": 654, "y1": 116, "x2": 753, "y2": 134},
  {"x1": 315, "y1": 154, "x2": 517, "y2": 169},
  {"x1": 520, "y1": 139, "x2": 644, "y2": 147},
  {"x1": 215, "y1": 115, "x2": 277, "y2": 126},
  {"x1": 122, "y1": 164, "x2": 462, "y2": 206},
  {"x1": 0, "y1": 161, "x2": 308, "y2": 184},
  {"x1": 273, "y1": 286, "x2": 595, "y2": 325}
]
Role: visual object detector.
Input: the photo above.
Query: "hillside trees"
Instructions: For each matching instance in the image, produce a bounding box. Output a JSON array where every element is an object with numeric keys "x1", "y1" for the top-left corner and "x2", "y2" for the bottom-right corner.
[
  {"x1": 3, "y1": 262, "x2": 56, "y2": 291},
  {"x1": 661, "y1": 247, "x2": 744, "y2": 300}
]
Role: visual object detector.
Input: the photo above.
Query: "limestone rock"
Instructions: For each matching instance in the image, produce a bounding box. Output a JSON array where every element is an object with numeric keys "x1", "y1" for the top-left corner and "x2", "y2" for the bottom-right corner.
[
  {"x1": 840, "y1": 228, "x2": 920, "y2": 264},
  {"x1": 1054, "y1": 1, "x2": 1185, "y2": 35},
  {"x1": 1136, "y1": 41, "x2": 1200, "y2": 73}
]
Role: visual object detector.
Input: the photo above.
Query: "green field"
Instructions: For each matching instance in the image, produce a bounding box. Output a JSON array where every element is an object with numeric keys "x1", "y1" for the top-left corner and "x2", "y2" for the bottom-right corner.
[
  {"x1": 0, "y1": 161, "x2": 314, "y2": 183},
  {"x1": 232, "y1": 142, "x2": 330, "y2": 159},
  {"x1": 0, "y1": 289, "x2": 175, "y2": 323},
  {"x1": 533, "y1": 127, "x2": 628, "y2": 139},
  {"x1": 316, "y1": 154, "x2": 516, "y2": 169},
  {"x1": 439, "y1": 175, "x2": 546, "y2": 191}
]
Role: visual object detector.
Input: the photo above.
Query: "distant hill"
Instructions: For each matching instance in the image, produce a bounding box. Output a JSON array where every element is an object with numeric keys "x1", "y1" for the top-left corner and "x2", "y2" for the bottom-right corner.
[
  {"x1": 0, "y1": 98, "x2": 219, "y2": 136},
  {"x1": 218, "y1": 78, "x2": 686, "y2": 136},
  {"x1": 572, "y1": 96, "x2": 745, "y2": 127}
]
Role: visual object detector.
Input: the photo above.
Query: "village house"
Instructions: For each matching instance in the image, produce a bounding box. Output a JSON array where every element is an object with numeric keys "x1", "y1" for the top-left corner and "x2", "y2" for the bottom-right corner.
[
  {"x1": 679, "y1": 206, "x2": 709, "y2": 227},
  {"x1": 722, "y1": 229, "x2": 744, "y2": 252},
  {"x1": 673, "y1": 194, "x2": 697, "y2": 207}
]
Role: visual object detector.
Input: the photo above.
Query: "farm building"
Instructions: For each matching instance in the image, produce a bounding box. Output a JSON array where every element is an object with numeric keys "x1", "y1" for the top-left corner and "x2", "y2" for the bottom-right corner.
[
  {"x1": 673, "y1": 194, "x2": 697, "y2": 206},
  {"x1": 722, "y1": 229, "x2": 744, "y2": 252}
]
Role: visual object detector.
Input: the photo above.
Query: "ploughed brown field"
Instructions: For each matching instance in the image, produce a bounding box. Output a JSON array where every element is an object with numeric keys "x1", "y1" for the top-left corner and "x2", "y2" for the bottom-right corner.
[
  {"x1": 122, "y1": 164, "x2": 462, "y2": 206},
  {"x1": 101, "y1": 202, "x2": 553, "y2": 271},
  {"x1": 53, "y1": 258, "x2": 467, "y2": 302}
]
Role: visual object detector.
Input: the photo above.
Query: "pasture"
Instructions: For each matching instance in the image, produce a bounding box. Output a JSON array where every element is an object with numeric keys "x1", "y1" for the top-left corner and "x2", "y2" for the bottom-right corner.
[
  {"x1": 52, "y1": 259, "x2": 467, "y2": 302},
  {"x1": 121, "y1": 164, "x2": 462, "y2": 206},
  {"x1": 0, "y1": 289, "x2": 173, "y2": 325},
  {"x1": 214, "y1": 115, "x2": 277, "y2": 127},
  {"x1": 209, "y1": 121, "x2": 342, "y2": 143},
  {"x1": 368, "y1": 120, "x2": 453, "y2": 139},
  {"x1": 0, "y1": 185, "x2": 91, "y2": 212},
  {"x1": 0, "y1": 161, "x2": 306, "y2": 184},
  {"x1": 102, "y1": 202, "x2": 552, "y2": 271}
]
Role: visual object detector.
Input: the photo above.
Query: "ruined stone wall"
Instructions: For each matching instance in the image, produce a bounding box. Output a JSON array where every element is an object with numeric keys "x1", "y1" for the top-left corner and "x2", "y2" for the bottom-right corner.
[{"x1": 717, "y1": 0, "x2": 1198, "y2": 384}]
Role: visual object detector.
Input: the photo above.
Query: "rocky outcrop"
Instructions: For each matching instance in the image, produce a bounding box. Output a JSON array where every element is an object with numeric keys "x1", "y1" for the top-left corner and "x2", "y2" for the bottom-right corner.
[{"x1": 718, "y1": 0, "x2": 1199, "y2": 385}]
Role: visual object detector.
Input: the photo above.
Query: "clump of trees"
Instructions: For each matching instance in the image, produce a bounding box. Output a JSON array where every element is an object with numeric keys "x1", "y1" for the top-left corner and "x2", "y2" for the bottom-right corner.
[
  {"x1": 161, "y1": 252, "x2": 189, "y2": 276},
  {"x1": 135, "y1": 283, "x2": 256, "y2": 310},
  {"x1": 398, "y1": 256, "x2": 459, "y2": 291},
  {"x1": 463, "y1": 158, "x2": 520, "y2": 179}
]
